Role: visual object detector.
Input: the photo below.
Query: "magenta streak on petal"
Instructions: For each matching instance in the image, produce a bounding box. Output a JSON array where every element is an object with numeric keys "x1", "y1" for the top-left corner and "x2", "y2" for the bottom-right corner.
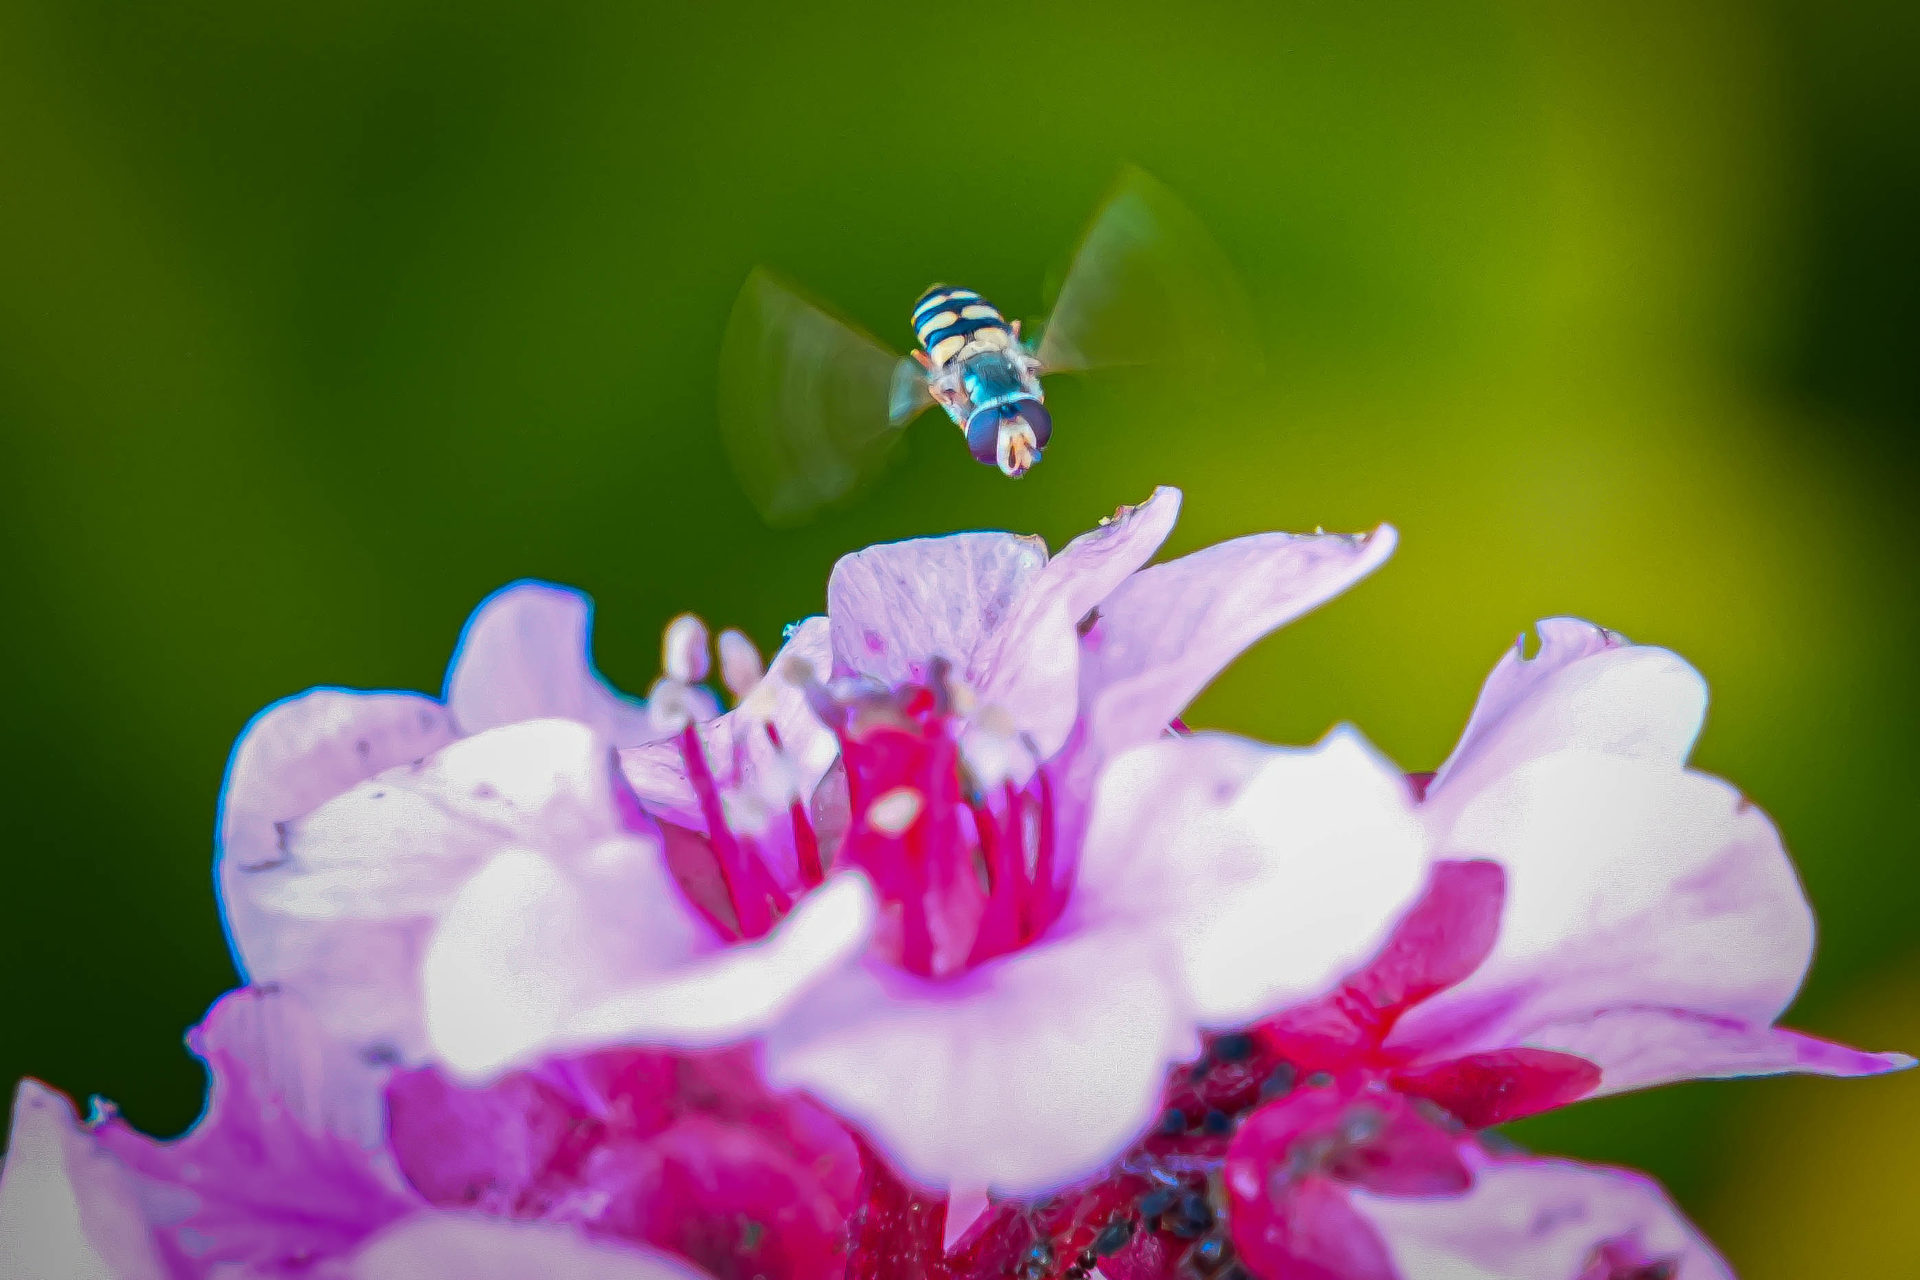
[
  {"x1": 1391, "y1": 1049, "x2": 1604, "y2": 1129},
  {"x1": 1260, "y1": 859, "x2": 1508, "y2": 1068},
  {"x1": 677, "y1": 724, "x2": 785, "y2": 939}
]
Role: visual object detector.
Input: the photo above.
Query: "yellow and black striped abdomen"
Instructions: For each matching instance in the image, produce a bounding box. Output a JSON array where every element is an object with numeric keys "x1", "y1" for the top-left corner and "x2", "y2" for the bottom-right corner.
[{"x1": 911, "y1": 285, "x2": 1012, "y2": 367}]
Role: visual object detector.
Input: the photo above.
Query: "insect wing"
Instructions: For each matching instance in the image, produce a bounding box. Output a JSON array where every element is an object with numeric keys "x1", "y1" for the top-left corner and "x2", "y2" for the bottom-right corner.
[
  {"x1": 718, "y1": 268, "x2": 927, "y2": 525},
  {"x1": 1034, "y1": 165, "x2": 1261, "y2": 378},
  {"x1": 889, "y1": 357, "x2": 934, "y2": 425}
]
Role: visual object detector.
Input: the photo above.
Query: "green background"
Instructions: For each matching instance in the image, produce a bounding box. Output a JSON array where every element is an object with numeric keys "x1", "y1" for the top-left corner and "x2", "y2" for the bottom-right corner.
[{"x1": 2, "y1": 1, "x2": 1914, "y2": 1272}]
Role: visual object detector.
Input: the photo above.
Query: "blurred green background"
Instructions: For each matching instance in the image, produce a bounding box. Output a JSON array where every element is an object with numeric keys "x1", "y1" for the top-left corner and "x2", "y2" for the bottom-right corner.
[{"x1": 2, "y1": 0, "x2": 1914, "y2": 1272}]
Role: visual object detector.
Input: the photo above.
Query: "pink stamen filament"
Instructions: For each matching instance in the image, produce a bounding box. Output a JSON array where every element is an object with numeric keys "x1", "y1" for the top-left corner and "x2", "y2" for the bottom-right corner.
[{"x1": 677, "y1": 724, "x2": 788, "y2": 939}]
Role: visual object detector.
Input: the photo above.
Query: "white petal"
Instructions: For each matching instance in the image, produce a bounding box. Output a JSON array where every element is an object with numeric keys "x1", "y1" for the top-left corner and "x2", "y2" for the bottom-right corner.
[
  {"x1": 563, "y1": 873, "x2": 878, "y2": 1049},
  {"x1": 1073, "y1": 728, "x2": 1429, "y2": 1025},
  {"x1": 1426, "y1": 618, "x2": 1706, "y2": 815},
  {"x1": 1395, "y1": 752, "x2": 1814, "y2": 1068},
  {"x1": 763, "y1": 925, "x2": 1195, "y2": 1196},
  {"x1": 350, "y1": 1215, "x2": 710, "y2": 1280},
  {"x1": 229, "y1": 718, "x2": 640, "y2": 1070},
  {"x1": 0, "y1": 1082, "x2": 167, "y2": 1280},
  {"x1": 422, "y1": 838, "x2": 710, "y2": 1080},
  {"x1": 1354, "y1": 1149, "x2": 1733, "y2": 1280}
]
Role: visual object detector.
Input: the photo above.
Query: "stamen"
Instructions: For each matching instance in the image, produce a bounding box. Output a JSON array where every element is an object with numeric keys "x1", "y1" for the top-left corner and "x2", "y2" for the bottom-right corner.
[
  {"x1": 867, "y1": 787, "x2": 925, "y2": 836},
  {"x1": 663, "y1": 614, "x2": 711, "y2": 684},
  {"x1": 717, "y1": 628, "x2": 764, "y2": 701},
  {"x1": 677, "y1": 724, "x2": 787, "y2": 939}
]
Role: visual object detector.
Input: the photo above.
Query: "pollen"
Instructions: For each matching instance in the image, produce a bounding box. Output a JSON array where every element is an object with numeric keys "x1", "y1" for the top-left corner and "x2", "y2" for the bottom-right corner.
[{"x1": 867, "y1": 786, "x2": 925, "y2": 836}]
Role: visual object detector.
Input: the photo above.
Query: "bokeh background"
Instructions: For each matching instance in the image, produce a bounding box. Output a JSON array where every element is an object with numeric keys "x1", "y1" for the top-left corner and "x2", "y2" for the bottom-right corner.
[{"x1": 3, "y1": 0, "x2": 1915, "y2": 1272}]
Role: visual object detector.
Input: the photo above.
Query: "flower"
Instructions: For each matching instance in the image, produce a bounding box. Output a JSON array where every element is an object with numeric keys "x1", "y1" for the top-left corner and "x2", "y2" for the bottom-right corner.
[
  {"x1": 1, "y1": 988, "x2": 720, "y2": 1280},
  {"x1": 941, "y1": 618, "x2": 1909, "y2": 1279},
  {"x1": 219, "y1": 488, "x2": 1420, "y2": 1199},
  {"x1": 526, "y1": 489, "x2": 1418, "y2": 1195}
]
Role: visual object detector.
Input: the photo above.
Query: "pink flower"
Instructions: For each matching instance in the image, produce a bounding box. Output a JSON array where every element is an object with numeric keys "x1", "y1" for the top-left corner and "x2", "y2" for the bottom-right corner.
[
  {"x1": 589, "y1": 489, "x2": 1421, "y2": 1195},
  {"x1": 220, "y1": 488, "x2": 1417, "y2": 1200},
  {"x1": 0, "y1": 988, "x2": 722, "y2": 1280},
  {"x1": 943, "y1": 618, "x2": 1908, "y2": 1279}
]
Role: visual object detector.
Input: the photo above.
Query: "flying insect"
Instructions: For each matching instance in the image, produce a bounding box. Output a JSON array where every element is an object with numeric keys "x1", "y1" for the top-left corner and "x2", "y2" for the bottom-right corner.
[{"x1": 718, "y1": 166, "x2": 1255, "y2": 525}]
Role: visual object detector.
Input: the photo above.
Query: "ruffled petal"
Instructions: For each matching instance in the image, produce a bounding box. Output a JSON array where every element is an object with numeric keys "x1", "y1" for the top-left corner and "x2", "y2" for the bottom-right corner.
[
  {"x1": 1073, "y1": 728, "x2": 1429, "y2": 1026},
  {"x1": 95, "y1": 987, "x2": 415, "y2": 1272},
  {"x1": 1424, "y1": 619, "x2": 1706, "y2": 825},
  {"x1": 348, "y1": 1216, "x2": 712, "y2": 1280},
  {"x1": 425, "y1": 864, "x2": 872, "y2": 1076},
  {"x1": 1498, "y1": 1009, "x2": 1911, "y2": 1097},
  {"x1": 1394, "y1": 753, "x2": 1818, "y2": 1081},
  {"x1": 762, "y1": 923, "x2": 1195, "y2": 1195},
  {"x1": 825, "y1": 493, "x2": 1181, "y2": 760},
  {"x1": 0, "y1": 1081, "x2": 167, "y2": 1280},
  {"x1": 828, "y1": 531, "x2": 1049, "y2": 687},
  {"x1": 444, "y1": 581, "x2": 657, "y2": 746},
  {"x1": 218, "y1": 688, "x2": 459, "y2": 976},
  {"x1": 1077, "y1": 526, "x2": 1397, "y2": 754},
  {"x1": 1352, "y1": 1148, "x2": 1734, "y2": 1280},
  {"x1": 227, "y1": 718, "x2": 645, "y2": 1072}
]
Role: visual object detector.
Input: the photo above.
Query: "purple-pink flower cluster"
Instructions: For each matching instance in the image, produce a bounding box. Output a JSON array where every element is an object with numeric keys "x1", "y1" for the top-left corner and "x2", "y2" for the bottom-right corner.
[{"x1": 2, "y1": 487, "x2": 1906, "y2": 1280}]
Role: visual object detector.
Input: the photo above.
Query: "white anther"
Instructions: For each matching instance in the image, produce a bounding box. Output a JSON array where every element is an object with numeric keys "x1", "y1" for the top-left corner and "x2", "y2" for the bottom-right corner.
[
  {"x1": 646, "y1": 676, "x2": 698, "y2": 734},
  {"x1": 718, "y1": 628, "x2": 765, "y2": 701},
  {"x1": 663, "y1": 614, "x2": 710, "y2": 685},
  {"x1": 867, "y1": 787, "x2": 924, "y2": 836}
]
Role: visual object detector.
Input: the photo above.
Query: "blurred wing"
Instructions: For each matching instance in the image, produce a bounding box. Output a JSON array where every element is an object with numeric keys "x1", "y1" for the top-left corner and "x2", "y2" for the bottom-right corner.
[
  {"x1": 1034, "y1": 165, "x2": 1262, "y2": 378},
  {"x1": 718, "y1": 268, "x2": 928, "y2": 526}
]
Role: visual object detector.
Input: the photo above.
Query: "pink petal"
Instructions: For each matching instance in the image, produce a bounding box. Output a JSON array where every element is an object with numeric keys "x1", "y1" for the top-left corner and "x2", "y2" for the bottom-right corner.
[
  {"x1": 1391, "y1": 1048, "x2": 1603, "y2": 1127},
  {"x1": 1352, "y1": 1148, "x2": 1734, "y2": 1280},
  {"x1": 0, "y1": 1081, "x2": 167, "y2": 1280},
  {"x1": 1395, "y1": 753, "x2": 1817, "y2": 1081},
  {"x1": 825, "y1": 491, "x2": 1180, "y2": 758},
  {"x1": 348, "y1": 1216, "x2": 712, "y2": 1280},
  {"x1": 1261, "y1": 860, "x2": 1507, "y2": 1065},
  {"x1": 1229, "y1": 1174, "x2": 1400, "y2": 1280},
  {"x1": 1500, "y1": 1009, "x2": 1912, "y2": 1097},
  {"x1": 1072, "y1": 728, "x2": 1429, "y2": 1027},
  {"x1": 94, "y1": 987, "x2": 416, "y2": 1274},
  {"x1": 1424, "y1": 619, "x2": 1706, "y2": 823},
  {"x1": 386, "y1": 1048, "x2": 859, "y2": 1280},
  {"x1": 762, "y1": 921, "x2": 1195, "y2": 1195},
  {"x1": 1077, "y1": 526, "x2": 1397, "y2": 755},
  {"x1": 226, "y1": 718, "x2": 645, "y2": 1075},
  {"x1": 445, "y1": 581, "x2": 658, "y2": 746},
  {"x1": 828, "y1": 531, "x2": 1049, "y2": 687}
]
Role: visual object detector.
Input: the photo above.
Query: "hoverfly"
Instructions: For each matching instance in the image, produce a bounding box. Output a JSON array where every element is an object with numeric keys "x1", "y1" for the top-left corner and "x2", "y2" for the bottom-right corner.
[{"x1": 718, "y1": 166, "x2": 1256, "y2": 526}]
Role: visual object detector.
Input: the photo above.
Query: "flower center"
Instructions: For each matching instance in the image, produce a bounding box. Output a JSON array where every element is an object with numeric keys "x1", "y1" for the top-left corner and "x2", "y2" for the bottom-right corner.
[{"x1": 660, "y1": 618, "x2": 1060, "y2": 980}]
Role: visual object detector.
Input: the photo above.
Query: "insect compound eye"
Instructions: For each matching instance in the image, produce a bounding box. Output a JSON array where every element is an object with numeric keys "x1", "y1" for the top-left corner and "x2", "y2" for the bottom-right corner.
[
  {"x1": 965, "y1": 406, "x2": 1008, "y2": 466},
  {"x1": 1012, "y1": 399, "x2": 1053, "y2": 449}
]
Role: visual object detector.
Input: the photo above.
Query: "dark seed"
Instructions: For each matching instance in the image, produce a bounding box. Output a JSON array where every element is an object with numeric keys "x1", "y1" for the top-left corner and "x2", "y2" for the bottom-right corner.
[
  {"x1": 1139, "y1": 1188, "x2": 1177, "y2": 1219},
  {"x1": 1305, "y1": 1071, "x2": 1334, "y2": 1089},
  {"x1": 1165, "y1": 1192, "x2": 1215, "y2": 1238},
  {"x1": 1092, "y1": 1219, "x2": 1135, "y2": 1256},
  {"x1": 1213, "y1": 1032, "x2": 1254, "y2": 1061},
  {"x1": 1260, "y1": 1063, "x2": 1297, "y2": 1099},
  {"x1": 1202, "y1": 1108, "x2": 1233, "y2": 1136},
  {"x1": 1158, "y1": 1107, "x2": 1190, "y2": 1135}
]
